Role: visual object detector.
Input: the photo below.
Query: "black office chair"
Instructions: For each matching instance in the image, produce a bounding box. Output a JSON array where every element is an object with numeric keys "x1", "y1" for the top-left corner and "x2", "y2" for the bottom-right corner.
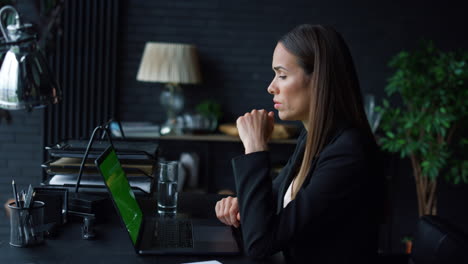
[{"x1": 410, "y1": 215, "x2": 468, "y2": 264}]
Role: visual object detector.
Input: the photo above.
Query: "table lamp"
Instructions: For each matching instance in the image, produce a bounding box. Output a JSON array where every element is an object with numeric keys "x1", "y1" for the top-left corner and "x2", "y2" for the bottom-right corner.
[
  {"x1": 136, "y1": 42, "x2": 201, "y2": 135},
  {"x1": 0, "y1": 5, "x2": 60, "y2": 111}
]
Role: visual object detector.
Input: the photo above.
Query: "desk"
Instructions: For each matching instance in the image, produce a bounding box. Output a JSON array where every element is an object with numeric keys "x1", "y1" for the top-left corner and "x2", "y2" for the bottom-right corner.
[{"x1": 0, "y1": 193, "x2": 284, "y2": 264}]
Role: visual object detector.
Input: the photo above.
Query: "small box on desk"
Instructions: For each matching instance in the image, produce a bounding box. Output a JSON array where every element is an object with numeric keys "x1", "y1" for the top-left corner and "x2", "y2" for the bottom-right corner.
[
  {"x1": 33, "y1": 187, "x2": 110, "y2": 225},
  {"x1": 67, "y1": 192, "x2": 111, "y2": 223},
  {"x1": 33, "y1": 187, "x2": 68, "y2": 226}
]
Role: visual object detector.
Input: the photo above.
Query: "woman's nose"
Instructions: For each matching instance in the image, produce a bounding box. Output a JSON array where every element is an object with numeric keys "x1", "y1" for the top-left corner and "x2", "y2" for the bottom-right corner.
[{"x1": 267, "y1": 81, "x2": 277, "y2": 95}]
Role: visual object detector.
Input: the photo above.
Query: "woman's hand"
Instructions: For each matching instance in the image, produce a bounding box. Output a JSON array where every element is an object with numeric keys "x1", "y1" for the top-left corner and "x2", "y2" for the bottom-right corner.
[
  {"x1": 236, "y1": 109, "x2": 275, "y2": 154},
  {"x1": 215, "y1": 196, "x2": 241, "y2": 228}
]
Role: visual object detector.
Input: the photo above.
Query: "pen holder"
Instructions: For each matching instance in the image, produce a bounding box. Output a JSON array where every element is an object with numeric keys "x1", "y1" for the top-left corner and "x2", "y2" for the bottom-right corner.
[{"x1": 8, "y1": 201, "x2": 45, "y2": 247}]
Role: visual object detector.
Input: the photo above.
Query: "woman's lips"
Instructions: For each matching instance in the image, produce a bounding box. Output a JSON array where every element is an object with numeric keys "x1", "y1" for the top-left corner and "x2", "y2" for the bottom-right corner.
[{"x1": 274, "y1": 101, "x2": 281, "y2": 109}]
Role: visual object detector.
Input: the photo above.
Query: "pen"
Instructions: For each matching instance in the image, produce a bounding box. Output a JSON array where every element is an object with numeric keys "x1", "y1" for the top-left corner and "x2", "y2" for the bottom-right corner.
[
  {"x1": 24, "y1": 185, "x2": 34, "y2": 209},
  {"x1": 29, "y1": 214, "x2": 36, "y2": 241},
  {"x1": 21, "y1": 191, "x2": 26, "y2": 209},
  {"x1": 12, "y1": 179, "x2": 19, "y2": 207}
]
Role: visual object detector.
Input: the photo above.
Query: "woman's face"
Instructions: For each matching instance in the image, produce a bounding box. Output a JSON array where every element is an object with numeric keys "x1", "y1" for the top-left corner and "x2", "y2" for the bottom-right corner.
[{"x1": 267, "y1": 43, "x2": 312, "y2": 122}]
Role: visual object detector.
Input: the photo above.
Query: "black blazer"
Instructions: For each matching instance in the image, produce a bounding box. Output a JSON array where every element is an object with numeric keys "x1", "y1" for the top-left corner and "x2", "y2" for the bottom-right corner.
[{"x1": 232, "y1": 124, "x2": 383, "y2": 264}]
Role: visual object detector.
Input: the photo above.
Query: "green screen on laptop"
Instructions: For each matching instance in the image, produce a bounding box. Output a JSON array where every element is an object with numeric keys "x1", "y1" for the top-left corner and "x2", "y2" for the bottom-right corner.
[{"x1": 98, "y1": 148, "x2": 143, "y2": 245}]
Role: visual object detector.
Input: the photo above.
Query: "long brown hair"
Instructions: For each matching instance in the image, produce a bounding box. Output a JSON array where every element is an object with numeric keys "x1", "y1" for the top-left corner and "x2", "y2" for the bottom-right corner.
[{"x1": 279, "y1": 24, "x2": 374, "y2": 199}]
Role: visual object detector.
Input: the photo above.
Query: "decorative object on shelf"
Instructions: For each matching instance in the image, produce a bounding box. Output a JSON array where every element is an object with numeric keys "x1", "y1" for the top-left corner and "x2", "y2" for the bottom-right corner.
[
  {"x1": 0, "y1": 5, "x2": 60, "y2": 111},
  {"x1": 196, "y1": 99, "x2": 222, "y2": 120},
  {"x1": 181, "y1": 100, "x2": 222, "y2": 134},
  {"x1": 136, "y1": 42, "x2": 202, "y2": 136},
  {"x1": 364, "y1": 93, "x2": 382, "y2": 133},
  {"x1": 182, "y1": 112, "x2": 217, "y2": 134},
  {"x1": 219, "y1": 123, "x2": 298, "y2": 140},
  {"x1": 218, "y1": 123, "x2": 242, "y2": 137},
  {"x1": 401, "y1": 236, "x2": 413, "y2": 255},
  {"x1": 378, "y1": 40, "x2": 468, "y2": 216}
]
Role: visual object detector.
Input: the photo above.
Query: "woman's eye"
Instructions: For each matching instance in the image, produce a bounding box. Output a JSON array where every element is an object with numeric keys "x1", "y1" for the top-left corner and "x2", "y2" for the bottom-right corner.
[{"x1": 278, "y1": 75, "x2": 287, "y2": 80}]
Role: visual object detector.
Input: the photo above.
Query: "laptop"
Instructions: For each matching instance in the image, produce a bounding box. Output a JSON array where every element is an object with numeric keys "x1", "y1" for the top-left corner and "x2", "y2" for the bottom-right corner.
[{"x1": 95, "y1": 145, "x2": 241, "y2": 255}]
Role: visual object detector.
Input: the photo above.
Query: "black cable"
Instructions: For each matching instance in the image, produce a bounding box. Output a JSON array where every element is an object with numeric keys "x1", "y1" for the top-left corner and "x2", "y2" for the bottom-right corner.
[{"x1": 74, "y1": 125, "x2": 113, "y2": 193}]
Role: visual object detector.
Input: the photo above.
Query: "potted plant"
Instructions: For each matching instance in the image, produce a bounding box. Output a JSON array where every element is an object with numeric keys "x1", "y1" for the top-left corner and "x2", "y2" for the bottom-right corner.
[
  {"x1": 378, "y1": 41, "x2": 468, "y2": 216},
  {"x1": 181, "y1": 99, "x2": 222, "y2": 134},
  {"x1": 195, "y1": 99, "x2": 222, "y2": 131}
]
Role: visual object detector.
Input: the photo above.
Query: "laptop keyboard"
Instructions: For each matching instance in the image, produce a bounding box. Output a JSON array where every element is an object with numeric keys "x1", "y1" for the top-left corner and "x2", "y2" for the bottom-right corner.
[{"x1": 152, "y1": 219, "x2": 194, "y2": 248}]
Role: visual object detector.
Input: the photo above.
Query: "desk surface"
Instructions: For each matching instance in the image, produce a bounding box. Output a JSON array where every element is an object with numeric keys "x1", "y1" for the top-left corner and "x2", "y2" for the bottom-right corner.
[{"x1": 0, "y1": 193, "x2": 284, "y2": 264}]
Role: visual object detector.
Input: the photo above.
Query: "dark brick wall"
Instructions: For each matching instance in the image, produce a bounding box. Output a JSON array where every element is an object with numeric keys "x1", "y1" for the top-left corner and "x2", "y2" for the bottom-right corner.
[
  {"x1": 0, "y1": 110, "x2": 43, "y2": 211},
  {"x1": 117, "y1": 0, "x2": 468, "y2": 124}
]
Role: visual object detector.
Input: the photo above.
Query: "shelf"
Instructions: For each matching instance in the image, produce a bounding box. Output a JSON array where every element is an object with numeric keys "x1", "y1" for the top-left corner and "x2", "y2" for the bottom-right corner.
[{"x1": 158, "y1": 134, "x2": 297, "y2": 144}]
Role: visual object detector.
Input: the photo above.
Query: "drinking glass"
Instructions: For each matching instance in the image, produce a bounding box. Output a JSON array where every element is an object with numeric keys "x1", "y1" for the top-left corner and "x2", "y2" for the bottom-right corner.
[{"x1": 157, "y1": 161, "x2": 179, "y2": 216}]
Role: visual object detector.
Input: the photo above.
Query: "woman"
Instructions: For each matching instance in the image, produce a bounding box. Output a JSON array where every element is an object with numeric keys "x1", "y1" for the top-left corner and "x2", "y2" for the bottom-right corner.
[{"x1": 215, "y1": 24, "x2": 383, "y2": 263}]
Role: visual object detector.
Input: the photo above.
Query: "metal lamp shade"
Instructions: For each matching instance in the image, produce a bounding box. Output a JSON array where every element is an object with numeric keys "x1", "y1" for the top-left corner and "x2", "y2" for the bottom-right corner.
[{"x1": 0, "y1": 43, "x2": 60, "y2": 110}]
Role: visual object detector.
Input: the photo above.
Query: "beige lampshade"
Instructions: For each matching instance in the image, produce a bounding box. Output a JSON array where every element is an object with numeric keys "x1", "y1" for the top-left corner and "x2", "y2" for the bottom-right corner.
[{"x1": 136, "y1": 42, "x2": 202, "y2": 84}]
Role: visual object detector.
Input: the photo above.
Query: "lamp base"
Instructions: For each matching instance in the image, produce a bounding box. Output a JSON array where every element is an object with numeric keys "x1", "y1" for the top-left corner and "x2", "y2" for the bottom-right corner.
[
  {"x1": 160, "y1": 118, "x2": 182, "y2": 135},
  {"x1": 160, "y1": 84, "x2": 184, "y2": 135}
]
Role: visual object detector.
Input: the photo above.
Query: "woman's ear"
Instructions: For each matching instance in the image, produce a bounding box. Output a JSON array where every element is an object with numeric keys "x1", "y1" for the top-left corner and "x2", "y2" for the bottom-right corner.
[{"x1": 303, "y1": 73, "x2": 314, "y2": 92}]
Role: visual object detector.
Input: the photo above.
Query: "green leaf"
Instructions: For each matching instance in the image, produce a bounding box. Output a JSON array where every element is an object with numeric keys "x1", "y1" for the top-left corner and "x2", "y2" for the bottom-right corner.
[
  {"x1": 422, "y1": 161, "x2": 430, "y2": 168},
  {"x1": 195, "y1": 100, "x2": 223, "y2": 120},
  {"x1": 400, "y1": 151, "x2": 405, "y2": 158},
  {"x1": 383, "y1": 99, "x2": 389, "y2": 108}
]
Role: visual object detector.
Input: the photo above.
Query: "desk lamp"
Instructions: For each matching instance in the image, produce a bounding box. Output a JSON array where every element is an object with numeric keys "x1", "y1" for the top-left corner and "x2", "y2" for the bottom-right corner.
[
  {"x1": 0, "y1": 5, "x2": 60, "y2": 111},
  {"x1": 136, "y1": 42, "x2": 201, "y2": 135},
  {"x1": 68, "y1": 124, "x2": 113, "y2": 218}
]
